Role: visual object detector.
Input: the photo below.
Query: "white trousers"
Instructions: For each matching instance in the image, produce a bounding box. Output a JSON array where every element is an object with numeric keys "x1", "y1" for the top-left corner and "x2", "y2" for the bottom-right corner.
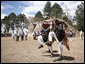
[
  {"x1": 37, "y1": 35, "x2": 53, "y2": 53},
  {"x1": 58, "y1": 41, "x2": 63, "y2": 54},
  {"x1": 48, "y1": 31, "x2": 58, "y2": 42},
  {"x1": 37, "y1": 32, "x2": 63, "y2": 55},
  {"x1": 37, "y1": 35, "x2": 43, "y2": 45},
  {"x1": 70, "y1": 37, "x2": 73, "y2": 41},
  {"x1": 80, "y1": 35, "x2": 82, "y2": 40},
  {"x1": 48, "y1": 31, "x2": 63, "y2": 54}
]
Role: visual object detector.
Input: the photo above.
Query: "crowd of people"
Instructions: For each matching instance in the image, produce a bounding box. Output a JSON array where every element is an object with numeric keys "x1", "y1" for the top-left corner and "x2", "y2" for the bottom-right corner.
[
  {"x1": 69, "y1": 30, "x2": 83, "y2": 41},
  {"x1": 11, "y1": 28, "x2": 29, "y2": 41}
]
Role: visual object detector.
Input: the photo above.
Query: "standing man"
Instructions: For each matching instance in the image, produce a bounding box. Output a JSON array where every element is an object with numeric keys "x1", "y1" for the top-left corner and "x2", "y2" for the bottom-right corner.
[
  {"x1": 80, "y1": 30, "x2": 83, "y2": 40},
  {"x1": 24, "y1": 28, "x2": 28, "y2": 40},
  {"x1": 69, "y1": 30, "x2": 73, "y2": 41},
  {"x1": 14, "y1": 29, "x2": 17, "y2": 41},
  {"x1": 11, "y1": 30, "x2": 15, "y2": 40},
  {"x1": 21, "y1": 29, "x2": 24, "y2": 41},
  {"x1": 25, "y1": 31, "x2": 28, "y2": 40},
  {"x1": 16, "y1": 30, "x2": 20, "y2": 41}
]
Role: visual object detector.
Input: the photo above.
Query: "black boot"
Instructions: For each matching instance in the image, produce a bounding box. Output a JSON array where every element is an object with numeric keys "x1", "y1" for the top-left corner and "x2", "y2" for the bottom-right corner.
[
  {"x1": 53, "y1": 55, "x2": 63, "y2": 62},
  {"x1": 38, "y1": 45, "x2": 43, "y2": 49},
  {"x1": 50, "y1": 53, "x2": 54, "y2": 57},
  {"x1": 56, "y1": 54, "x2": 63, "y2": 61},
  {"x1": 48, "y1": 49, "x2": 51, "y2": 53}
]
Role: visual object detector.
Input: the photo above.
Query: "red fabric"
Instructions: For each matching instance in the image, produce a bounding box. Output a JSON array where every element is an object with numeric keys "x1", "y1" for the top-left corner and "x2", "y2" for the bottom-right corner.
[
  {"x1": 42, "y1": 24, "x2": 50, "y2": 29},
  {"x1": 55, "y1": 20, "x2": 60, "y2": 25}
]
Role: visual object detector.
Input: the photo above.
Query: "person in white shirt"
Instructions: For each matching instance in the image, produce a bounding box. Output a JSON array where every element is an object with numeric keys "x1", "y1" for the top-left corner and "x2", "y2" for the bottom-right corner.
[
  {"x1": 11, "y1": 30, "x2": 15, "y2": 40},
  {"x1": 80, "y1": 30, "x2": 83, "y2": 40},
  {"x1": 23, "y1": 28, "x2": 28, "y2": 40},
  {"x1": 14, "y1": 29, "x2": 17, "y2": 41},
  {"x1": 25, "y1": 31, "x2": 28, "y2": 40}
]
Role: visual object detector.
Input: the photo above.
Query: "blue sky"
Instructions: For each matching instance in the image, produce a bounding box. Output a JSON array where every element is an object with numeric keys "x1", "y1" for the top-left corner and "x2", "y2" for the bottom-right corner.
[
  {"x1": 1, "y1": 1, "x2": 28, "y2": 16},
  {"x1": 1, "y1": 1, "x2": 84, "y2": 19}
]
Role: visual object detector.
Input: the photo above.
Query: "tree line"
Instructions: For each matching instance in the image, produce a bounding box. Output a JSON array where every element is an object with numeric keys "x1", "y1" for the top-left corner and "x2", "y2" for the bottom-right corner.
[
  {"x1": 35, "y1": 1, "x2": 63, "y2": 20},
  {"x1": 1, "y1": 1, "x2": 84, "y2": 32},
  {"x1": 1, "y1": 13, "x2": 28, "y2": 32},
  {"x1": 35, "y1": 1, "x2": 84, "y2": 32}
]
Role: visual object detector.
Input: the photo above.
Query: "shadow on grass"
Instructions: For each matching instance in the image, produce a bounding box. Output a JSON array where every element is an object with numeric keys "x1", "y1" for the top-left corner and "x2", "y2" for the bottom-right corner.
[
  {"x1": 53, "y1": 55, "x2": 75, "y2": 62},
  {"x1": 42, "y1": 54, "x2": 75, "y2": 61},
  {"x1": 44, "y1": 50, "x2": 58, "y2": 53},
  {"x1": 62, "y1": 56, "x2": 75, "y2": 61},
  {"x1": 42, "y1": 54, "x2": 59, "y2": 57}
]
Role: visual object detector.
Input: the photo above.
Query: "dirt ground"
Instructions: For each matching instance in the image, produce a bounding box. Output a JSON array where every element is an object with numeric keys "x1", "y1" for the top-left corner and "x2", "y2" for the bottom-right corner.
[{"x1": 1, "y1": 35, "x2": 84, "y2": 63}]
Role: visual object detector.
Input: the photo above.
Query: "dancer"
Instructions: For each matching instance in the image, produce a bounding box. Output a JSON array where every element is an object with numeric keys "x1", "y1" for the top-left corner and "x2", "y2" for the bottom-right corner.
[
  {"x1": 47, "y1": 25, "x2": 58, "y2": 57},
  {"x1": 37, "y1": 32, "x2": 43, "y2": 49},
  {"x1": 53, "y1": 18, "x2": 70, "y2": 61}
]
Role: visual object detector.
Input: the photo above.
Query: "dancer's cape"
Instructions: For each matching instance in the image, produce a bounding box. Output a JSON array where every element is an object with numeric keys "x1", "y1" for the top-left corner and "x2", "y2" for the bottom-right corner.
[{"x1": 62, "y1": 30, "x2": 70, "y2": 51}]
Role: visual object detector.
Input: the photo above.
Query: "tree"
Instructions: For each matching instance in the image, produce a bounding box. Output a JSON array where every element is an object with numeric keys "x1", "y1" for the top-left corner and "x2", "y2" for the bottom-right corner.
[
  {"x1": 2, "y1": 16, "x2": 9, "y2": 24},
  {"x1": 1, "y1": 12, "x2": 29, "y2": 33},
  {"x1": 50, "y1": 3, "x2": 63, "y2": 18},
  {"x1": 62, "y1": 13, "x2": 73, "y2": 26},
  {"x1": 8, "y1": 12, "x2": 17, "y2": 30},
  {"x1": 8, "y1": 12, "x2": 16, "y2": 21},
  {"x1": 73, "y1": 2, "x2": 84, "y2": 31},
  {"x1": 2, "y1": 16, "x2": 10, "y2": 32},
  {"x1": 17, "y1": 14, "x2": 27, "y2": 23},
  {"x1": 35, "y1": 11, "x2": 43, "y2": 21},
  {"x1": 43, "y1": 1, "x2": 51, "y2": 19}
]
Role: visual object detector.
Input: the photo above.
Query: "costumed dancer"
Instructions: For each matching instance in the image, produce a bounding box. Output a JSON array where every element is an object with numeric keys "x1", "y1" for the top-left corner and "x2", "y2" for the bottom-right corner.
[{"x1": 53, "y1": 18, "x2": 70, "y2": 61}]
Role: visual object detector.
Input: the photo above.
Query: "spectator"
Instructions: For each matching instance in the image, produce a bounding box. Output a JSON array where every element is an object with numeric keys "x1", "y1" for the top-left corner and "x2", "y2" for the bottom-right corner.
[
  {"x1": 11, "y1": 30, "x2": 15, "y2": 40},
  {"x1": 16, "y1": 31, "x2": 20, "y2": 41},
  {"x1": 70, "y1": 30, "x2": 73, "y2": 41},
  {"x1": 80, "y1": 30, "x2": 83, "y2": 40},
  {"x1": 23, "y1": 28, "x2": 28, "y2": 40},
  {"x1": 32, "y1": 31, "x2": 36, "y2": 40},
  {"x1": 21, "y1": 29, "x2": 24, "y2": 41}
]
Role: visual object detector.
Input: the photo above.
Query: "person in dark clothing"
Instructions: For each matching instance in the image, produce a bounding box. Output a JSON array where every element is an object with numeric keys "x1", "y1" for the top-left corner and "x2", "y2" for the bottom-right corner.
[
  {"x1": 53, "y1": 18, "x2": 70, "y2": 61},
  {"x1": 21, "y1": 30, "x2": 24, "y2": 41},
  {"x1": 70, "y1": 30, "x2": 73, "y2": 41},
  {"x1": 16, "y1": 31, "x2": 19, "y2": 41}
]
